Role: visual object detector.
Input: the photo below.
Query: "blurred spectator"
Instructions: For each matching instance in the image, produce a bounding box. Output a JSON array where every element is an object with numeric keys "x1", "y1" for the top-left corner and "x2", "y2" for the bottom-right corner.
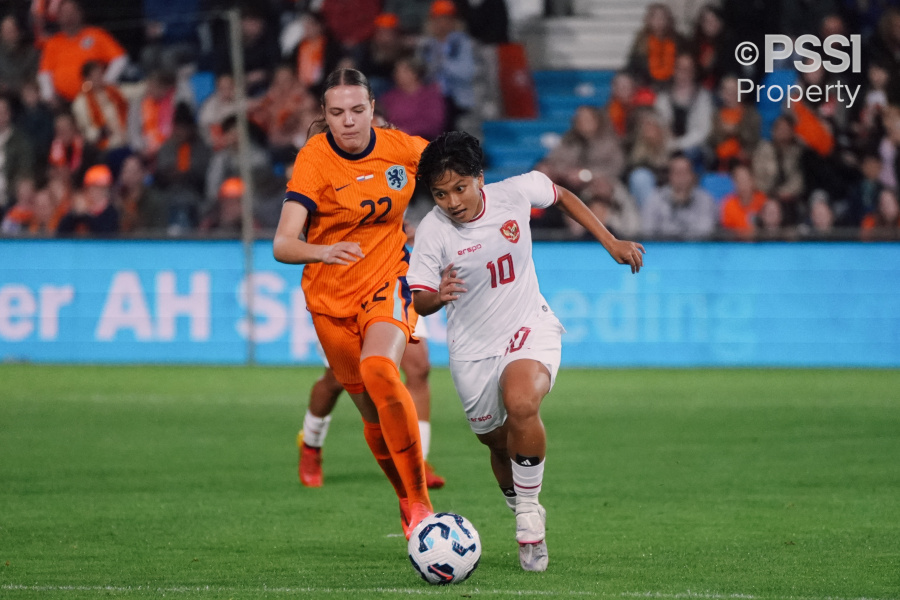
[
  {"x1": 419, "y1": 0, "x2": 477, "y2": 131},
  {"x1": 380, "y1": 56, "x2": 445, "y2": 141},
  {"x1": 654, "y1": 53, "x2": 713, "y2": 169},
  {"x1": 626, "y1": 3, "x2": 682, "y2": 88},
  {"x1": 720, "y1": 163, "x2": 768, "y2": 239},
  {"x1": 71, "y1": 61, "x2": 129, "y2": 156},
  {"x1": 756, "y1": 198, "x2": 788, "y2": 239},
  {"x1": 606, "y1": 71, "x2": 641, "y2": 139},
  {"x1": 1, "y1": 177, "x2": 37, "y2": 233},
  {"x1": 578, "y1": 174, "x2": 641, "y2": 239},
  {"x1": 861, "y1": 187, "x2": 900, "y2": 240},
  {"x1": 49, "y1": 112, "x2": 96, "y2": 184},
  {"x1": 1, "y1": 185, "x2": 60, "y2": 235},
  {"x1": 852, "y1": 62, "x2": 890, "y2": 151},
  {"x1": 128, "y1": 69, "x2": 178, "y2": 160},
  {"x1": 140, "y1": 0, "x2": 200, "y2": 72},
  {"x1": 0, "y1": 15, "x2": 39, "y2": 97},
  {"x1": 641, "y1": 153, "x2": 716, "y2": 239},
  {"x1": 536, "y1": 105, "x2": 624, "y2": 197},
  {"x1": 781, "y1": 0, "x2": 838, "y2": 38},
  {"x1": 689, "y1": 4, "x2": 735, "y2": 91},
  {"x1": 31, "y1": 0, "x2": 62, "y2": 46},
  {"x1": 752, "y1": 115, "x2": 806, "y2": 224},
  {"x1": 708, "y1": 75, "x2": 761, "y2": 171},
  {"x1": 114, "y1": 154, "x2": 167, "y2": 233},
  {"x1": 57, "y1": 163, "x2": 119, "y2": 235},
  {"x1": 877, "y1": 106, "x2": 900, "y2": 190},
  {"x1": 250, "y1": 64, "x2": 314, "y2": 161},
  {"x1": 357, "y1": 13, "x2": 406, "y2": 99},
  {"x1": 803, "y1": 190, "x2": 836, "y2": 238},
  {"x1": 606, "y1": 71, "x2": 656, "y2": 140},
  {"x1": 320, "y1": 0, "x2": 382, "y2": 65},
  {"x1": 0, "y1": 95, "x2": 35, "y2": 213},
  {"x1": 16, "y1": 81, "x2": 54, "y2": 172},
  {"x1": 155, "y1": 103, "x2": 210, "y2": 232},
  {"x1": 456, "y1": 0, "x2": 510, "y2": 121},
  {"x1": 205, "y1": 114, "x2": 269, "y2": 205},
  {"x1": 867, "y1": 8, "x2": 900, "y2": 104},
  {"x1": 294, "y1": 11, "x2": 342, "y2": 96},
  {"x1": 837, "y1": 153, "x2": 884, "y2": 227},
  {"x1": 37, "y1": 0, "x2": 127, "y2": 104},
  {"x1": 627, "y1": 108, "x2": 671, "y2": 207},
  {"x1": 216, "y1": 8, "x2": 281, "y2": 98},
  {"x1": 198, "y1": 74, "x2": 237, "y2": 151},
  {"x1": 200, "y1": 176, "x2": 247, "y2": 233}
]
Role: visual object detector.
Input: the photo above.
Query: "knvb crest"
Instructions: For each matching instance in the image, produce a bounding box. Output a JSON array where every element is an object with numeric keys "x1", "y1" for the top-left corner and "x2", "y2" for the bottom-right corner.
[
  {"x1": 500, "y1": 219, "x2": 520, "y2": 243},
  {"x1": 385, "y1": 165, "x2": 408, "y2": 191}
]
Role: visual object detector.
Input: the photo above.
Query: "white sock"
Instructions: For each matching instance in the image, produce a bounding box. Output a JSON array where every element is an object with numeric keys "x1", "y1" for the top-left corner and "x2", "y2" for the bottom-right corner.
[
  {"x1": 302, "y1": 410, "x2": 332, "y2": 448},
  {"x1": 418, "y1": 420, "x2": 431, "y2": 461},
  {"x1": 512, "y1": 457, "x2": 544, "y2": 502}
]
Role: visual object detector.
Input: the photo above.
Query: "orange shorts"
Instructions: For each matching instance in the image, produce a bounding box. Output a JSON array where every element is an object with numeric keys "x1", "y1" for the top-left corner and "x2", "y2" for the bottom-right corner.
[{"x1": 311, "y1": 275, "x2": 418, "y2": 394}]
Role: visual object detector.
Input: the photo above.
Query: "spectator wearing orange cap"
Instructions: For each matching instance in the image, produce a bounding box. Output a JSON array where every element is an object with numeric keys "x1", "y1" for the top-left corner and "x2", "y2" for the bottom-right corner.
[
  {"x1": 57, "y1": 163, "x2": 119, "y2": 235},
  {"x1": 37, "y1": 0, "x2": 127, "y2": 104},
  {"x1": 419, "y1": 0, "x2": 477, "y2": 131},
  {"x1": 200, "y1": 176, "x2": 250, "y2": 233},
  {"x1": 358, "y1": 13, "x2": 408, "y2": 99}
]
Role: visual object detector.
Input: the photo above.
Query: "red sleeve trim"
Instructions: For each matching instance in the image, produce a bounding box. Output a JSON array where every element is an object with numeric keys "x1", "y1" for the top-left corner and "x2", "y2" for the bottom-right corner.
[
  {"x1": 410, "y1": 285, "x2": 439, "y2": 293},
  {"x1": 551, "y1": 184, "x2": 559, "y2": 205}
]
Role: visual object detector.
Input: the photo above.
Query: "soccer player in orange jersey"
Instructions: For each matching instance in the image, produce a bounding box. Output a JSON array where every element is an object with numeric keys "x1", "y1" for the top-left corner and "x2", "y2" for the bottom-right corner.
[{"x1": 273, "y1": 68, "x2": 433, "y2": 538}]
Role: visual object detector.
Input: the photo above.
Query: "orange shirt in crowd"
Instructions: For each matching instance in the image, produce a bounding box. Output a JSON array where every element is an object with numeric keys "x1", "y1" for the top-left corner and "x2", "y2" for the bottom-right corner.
[
  {"x1": 715, "y1": 106, "x2": 745, "y2": 161},
  {"x1": 39, "y1": 27, "x2": 126, "y2": 101},
  {"x1": 720, "y1": 191, "x2": 768, "y2": 232},
  {"x1": 647, "y1": 35, "x2": 676, "y2": 83}
]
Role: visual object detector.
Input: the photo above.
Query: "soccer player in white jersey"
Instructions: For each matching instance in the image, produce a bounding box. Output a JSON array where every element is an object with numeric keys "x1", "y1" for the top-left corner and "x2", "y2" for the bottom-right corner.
[{"x1": 407, "y1": 131, "x2": 644, "y2": 572}]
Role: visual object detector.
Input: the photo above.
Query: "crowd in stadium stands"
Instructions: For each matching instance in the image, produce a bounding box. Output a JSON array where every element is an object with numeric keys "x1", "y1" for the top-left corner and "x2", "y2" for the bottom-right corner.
[{"x1": 0, "y1": 0, "x2": 898, "y2": 240}]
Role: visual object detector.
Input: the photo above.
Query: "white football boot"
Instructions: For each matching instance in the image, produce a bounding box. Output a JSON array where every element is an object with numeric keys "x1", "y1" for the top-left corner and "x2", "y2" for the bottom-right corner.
[{"x1": 515, "y1": 499, "x2": 548, "y2": 571}]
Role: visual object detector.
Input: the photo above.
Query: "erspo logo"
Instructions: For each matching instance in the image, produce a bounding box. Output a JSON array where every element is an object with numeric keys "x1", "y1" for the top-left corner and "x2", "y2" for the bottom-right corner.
[{"x1": 734, "y1": 34, "x2": 862, "y2": 108}]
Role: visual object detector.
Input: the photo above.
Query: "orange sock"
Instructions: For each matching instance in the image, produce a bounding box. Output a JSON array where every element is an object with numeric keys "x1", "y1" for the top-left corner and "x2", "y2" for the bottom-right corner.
[
  {"x1": 360, "y1": 355, "x2": 431, "y2": 512},
  {"x1": 362, "y1": 419, "x2": 407, "y2": 500}
]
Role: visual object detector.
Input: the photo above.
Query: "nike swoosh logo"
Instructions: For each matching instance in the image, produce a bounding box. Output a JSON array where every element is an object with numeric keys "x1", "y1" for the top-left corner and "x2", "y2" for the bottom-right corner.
[{"x1": 335, "y1": 183, "x2": 351, "y2": 191}]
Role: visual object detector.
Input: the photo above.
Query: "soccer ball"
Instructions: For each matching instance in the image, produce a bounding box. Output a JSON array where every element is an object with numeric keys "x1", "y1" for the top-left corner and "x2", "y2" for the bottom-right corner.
[{"x1": 408, "y1": 512, "x2": 481, "y2": 585}]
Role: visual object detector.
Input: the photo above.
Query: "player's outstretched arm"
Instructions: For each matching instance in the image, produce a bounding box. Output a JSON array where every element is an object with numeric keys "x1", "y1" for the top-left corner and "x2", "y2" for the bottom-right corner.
[
  {"x1": 555, "y1": 185, "x2": 646, "y2": 274},
  {"x1": 273, "y1": 201, "x2": 364, "y2": 265},
  {"x1": 413, "y1": 263, "x2": 467, "y2": 316}
]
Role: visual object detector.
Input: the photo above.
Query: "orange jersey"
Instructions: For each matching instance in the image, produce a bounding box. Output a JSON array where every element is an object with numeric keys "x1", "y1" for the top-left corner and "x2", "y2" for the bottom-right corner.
[
  {"x1": 285, "y1": 127, "x2": 429, "y2": 318},
  {"x1": 39, "y1": 27, "x2": 126, "y2": 101}
]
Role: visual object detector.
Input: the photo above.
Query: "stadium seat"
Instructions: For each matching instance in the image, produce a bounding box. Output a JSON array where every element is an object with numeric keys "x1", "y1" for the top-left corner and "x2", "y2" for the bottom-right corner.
[
  {"x1": 190, "y1": 71, "x2": 216, "y2": 107},
  {"x1": 700, "y1": 172, "x2": 735, "y2": 203}
]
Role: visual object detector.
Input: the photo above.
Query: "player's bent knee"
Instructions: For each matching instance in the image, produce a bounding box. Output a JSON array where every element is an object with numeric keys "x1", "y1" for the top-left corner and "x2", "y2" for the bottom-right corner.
[{"x1": 360, "y1": 355, "x2": 404, "y2": 401}]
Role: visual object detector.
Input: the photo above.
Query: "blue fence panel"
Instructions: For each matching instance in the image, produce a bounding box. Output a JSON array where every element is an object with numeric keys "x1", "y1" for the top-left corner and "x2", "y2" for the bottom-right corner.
[{"x1": 1, "y1": 240, "x2": 898, "y2": 367}]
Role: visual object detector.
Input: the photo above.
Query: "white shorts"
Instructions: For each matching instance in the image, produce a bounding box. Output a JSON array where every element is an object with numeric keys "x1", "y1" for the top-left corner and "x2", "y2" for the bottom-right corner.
[
  {"x1": 316, "y1": 315, "x2": 429, "y2": 368},
  {"x1": 449, "y1": 314, "x2": 563, "y2": 435}
]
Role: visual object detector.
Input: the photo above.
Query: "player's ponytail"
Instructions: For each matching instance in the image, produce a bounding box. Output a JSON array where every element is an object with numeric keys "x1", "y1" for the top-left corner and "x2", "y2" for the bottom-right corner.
[{"x1": 307, "y1": 68, "x2": 376, "y2": 138}]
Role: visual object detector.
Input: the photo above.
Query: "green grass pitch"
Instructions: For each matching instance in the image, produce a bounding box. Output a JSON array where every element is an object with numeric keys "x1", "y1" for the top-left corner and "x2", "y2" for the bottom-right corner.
[{"x1": 1, "y1": 365, "x2": 898, "y2": 599}]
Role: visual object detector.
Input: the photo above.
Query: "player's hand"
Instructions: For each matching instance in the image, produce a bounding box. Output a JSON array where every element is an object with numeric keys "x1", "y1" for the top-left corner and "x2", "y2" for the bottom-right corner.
[
  {"x1": 608, "y1": 240, "x2": 646, "y2": 274},
  {"x1": 319, "y1": 241, "x2": 364, "y2": 265},
  {"x1": 439, "y1": 263, "x2": 467, "y2": 303}
]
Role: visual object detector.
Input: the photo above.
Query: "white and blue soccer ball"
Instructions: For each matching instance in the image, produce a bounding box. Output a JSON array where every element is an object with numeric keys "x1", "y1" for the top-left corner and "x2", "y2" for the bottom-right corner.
[{"x1": 408, "y1": 512, "x2": 481, "y2": 585}]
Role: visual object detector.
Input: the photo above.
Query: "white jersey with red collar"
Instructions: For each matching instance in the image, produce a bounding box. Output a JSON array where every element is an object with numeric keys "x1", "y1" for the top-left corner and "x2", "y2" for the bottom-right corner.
[{"x1": 407, "y1": 170, "x2": 560, "y2": 361}]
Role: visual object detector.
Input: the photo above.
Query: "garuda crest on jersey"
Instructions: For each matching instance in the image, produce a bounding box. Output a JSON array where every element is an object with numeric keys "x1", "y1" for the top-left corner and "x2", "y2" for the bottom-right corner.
[{"x1": 500, "y1": 219, "x2": 520, "y2": 243}]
